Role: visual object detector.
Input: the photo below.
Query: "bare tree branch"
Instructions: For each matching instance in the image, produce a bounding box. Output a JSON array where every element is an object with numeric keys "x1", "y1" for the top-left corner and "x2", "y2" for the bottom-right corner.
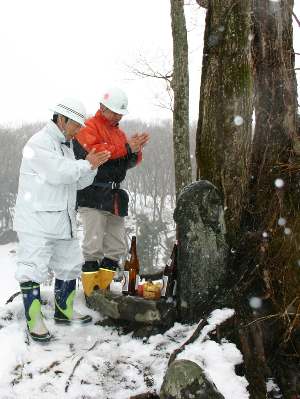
[
  {"x1": 6, "y1": 291, "x2": 21, "y2": 304},
  {"x1": 124, "y1": 54, "x2": 173, "y2": 112},
  {"x1": 65, "y1": 340, "x2": 99, "y2": 392},
  {"x1": 292, "y1": 12, "x2": 300, "y2": 27},
  {"x1": 130, "y1": 68, "x2": 172, "y2": 82},
  {"x1": 168, "y1": 318, "x2": 208, "y2": 366}
]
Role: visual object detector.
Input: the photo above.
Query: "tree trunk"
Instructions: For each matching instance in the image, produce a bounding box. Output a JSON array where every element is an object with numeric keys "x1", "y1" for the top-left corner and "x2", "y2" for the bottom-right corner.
[
  {"x1": 170, "y1": 0, "x2": 192, "y2": 198},
  {"x1": 195, "y1": 0, "x2": 300, "y2": 397},
  {"x1": 195, "y1": 0, "x2": 253, "y2": 242},
  {"x1": 237, "y1": 1, "x2": 300, "y2": 396}
]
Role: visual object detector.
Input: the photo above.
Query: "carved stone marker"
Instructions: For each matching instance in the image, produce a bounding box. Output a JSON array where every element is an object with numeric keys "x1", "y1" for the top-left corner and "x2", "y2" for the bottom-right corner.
[{"x1": 174, "y1": 180, "x2": 228, "y2": 322}]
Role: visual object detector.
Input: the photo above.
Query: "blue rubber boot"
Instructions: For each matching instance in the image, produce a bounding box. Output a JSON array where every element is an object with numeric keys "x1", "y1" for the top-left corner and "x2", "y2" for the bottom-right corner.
[
  {"x1": 20, "y1": 281, "x2": 51, "y2": 342},
  {"x1": 54, "y1": 279, "x2": 92, "y2": 325}
]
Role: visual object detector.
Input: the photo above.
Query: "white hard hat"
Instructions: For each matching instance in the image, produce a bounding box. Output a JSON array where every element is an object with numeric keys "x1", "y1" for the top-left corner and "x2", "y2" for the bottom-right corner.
[
  {"x1": 100, "y1": 87, "x2": 128, "y2": 115},
  {"x1": 51, "y1": 98, "x2": 87, "y2": 125}
]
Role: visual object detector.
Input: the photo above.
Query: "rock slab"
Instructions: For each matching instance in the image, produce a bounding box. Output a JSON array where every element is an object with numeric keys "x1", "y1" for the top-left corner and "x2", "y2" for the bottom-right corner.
[{"x1": 86, "y1": 289, "x2": 177, "y2": 332}]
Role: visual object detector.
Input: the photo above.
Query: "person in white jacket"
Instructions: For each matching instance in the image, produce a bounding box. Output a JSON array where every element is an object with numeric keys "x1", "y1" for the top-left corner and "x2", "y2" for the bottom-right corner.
[{"x1": 13, "y1": 98, "x2": 111, "y2": 342}]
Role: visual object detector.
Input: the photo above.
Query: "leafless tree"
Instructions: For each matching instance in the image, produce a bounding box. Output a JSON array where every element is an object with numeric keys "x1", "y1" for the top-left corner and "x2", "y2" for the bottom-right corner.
[{"x1": 170, "y1": 0, "x2": 192, "y2": 197}]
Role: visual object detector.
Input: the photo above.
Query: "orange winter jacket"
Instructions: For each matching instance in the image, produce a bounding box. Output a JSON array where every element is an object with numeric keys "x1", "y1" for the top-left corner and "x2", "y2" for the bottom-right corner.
[
  {"x1": 75, "y1": 110, "x2": 142, "y2": 163},
  {"x1": 73, "y1": 110, "x2": 142, "y2": 216}
]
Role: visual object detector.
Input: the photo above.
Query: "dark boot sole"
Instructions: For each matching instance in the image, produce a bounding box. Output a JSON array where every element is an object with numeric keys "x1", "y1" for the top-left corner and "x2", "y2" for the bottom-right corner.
[
  {"x1": 28, "y1": 330, "x2": 52, "y2": 343},
  {"x1": 54, "y1": 315, "x2": 92, "y2": 325}
]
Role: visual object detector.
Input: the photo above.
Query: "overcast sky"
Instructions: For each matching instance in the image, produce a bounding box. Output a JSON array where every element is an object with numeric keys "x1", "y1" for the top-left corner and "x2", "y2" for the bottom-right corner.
[{"x1": 0, "y1": 1, "x2": 299, "y2": 127}]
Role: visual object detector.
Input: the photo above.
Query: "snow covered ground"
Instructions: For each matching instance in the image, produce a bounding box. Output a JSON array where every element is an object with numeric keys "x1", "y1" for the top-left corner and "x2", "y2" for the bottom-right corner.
[
  {"x1": 0, "y1": 244, "x2": 19, "y2": 305},
  {"x1": 0, "y1": 243, "x2": 249, "y2": 399}
]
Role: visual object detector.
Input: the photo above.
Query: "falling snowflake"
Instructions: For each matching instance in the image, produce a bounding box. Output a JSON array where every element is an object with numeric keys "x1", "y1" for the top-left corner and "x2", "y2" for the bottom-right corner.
[
  {"x1": 277, "y1": 217, "x2": 286, "y2": 226},
  {"x1": 233, "y1": 116, "x2": 244, "y2": 126},
  {"x1": 249, "y1": 297, "x2": 262, "y2": 309},
  {"x1": 284, "y1": 227, "x2": 291, "y2": 235},
  {"x1": 274, "y1": 178, "x2": 284, "y2": 188}
]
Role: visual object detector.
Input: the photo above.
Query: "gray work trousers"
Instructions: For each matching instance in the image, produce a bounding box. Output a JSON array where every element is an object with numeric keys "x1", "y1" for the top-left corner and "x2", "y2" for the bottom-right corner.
[{"x1": 78, "y1": 207, "x2": 126, "y2": 262}]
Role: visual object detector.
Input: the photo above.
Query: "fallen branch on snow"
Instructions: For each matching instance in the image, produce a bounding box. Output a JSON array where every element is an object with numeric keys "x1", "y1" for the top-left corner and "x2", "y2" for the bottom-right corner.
[
  {"x1": 65, "y1": 340, "x2": 99, "y2": 393},
  {"x1": 168, "y1": 318, "x2": 208, "y2": 366},
  {"x1": 6, "y1": 291, "x2": 21, "y2": 304}
]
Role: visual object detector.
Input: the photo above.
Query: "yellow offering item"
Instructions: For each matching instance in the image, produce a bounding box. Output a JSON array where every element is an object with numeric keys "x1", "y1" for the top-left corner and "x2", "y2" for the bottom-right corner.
[{"x1": 143, "y1": 281, "x2": 161, "y2": 300}]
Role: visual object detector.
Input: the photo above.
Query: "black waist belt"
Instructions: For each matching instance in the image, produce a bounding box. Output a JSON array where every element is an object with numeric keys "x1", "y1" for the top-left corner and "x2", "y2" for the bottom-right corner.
[{"x1": 93, "y1": 182, "x2": 120, "y2": 189}]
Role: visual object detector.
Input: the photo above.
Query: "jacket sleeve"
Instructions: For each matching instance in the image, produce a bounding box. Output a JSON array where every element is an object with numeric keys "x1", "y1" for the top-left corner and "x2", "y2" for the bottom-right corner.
[
  {"x1": 24, "y1": 139, "x2": 94, "y2": 186},
  {"x1": 77, "y1": 169, "x2": 97, "y2": 190},
  {"x1": 72, "y1": 139, "x2": 97, "y2": 189},
  {"x1": 73, "y1": 138, "x2": 88, "y2": 160},
  {"x1": 125, "y1": 143, "x2": 142, "y2": 169},
  {"x1": 76, "y1": 123, "x2": 128, "y2": 160}
]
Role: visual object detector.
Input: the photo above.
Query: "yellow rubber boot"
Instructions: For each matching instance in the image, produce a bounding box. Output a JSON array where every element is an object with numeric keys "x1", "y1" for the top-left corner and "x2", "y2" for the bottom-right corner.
[
  {"x1": 81, "y1": 271, "x2": 100, "y2": 297},
  {"x1": 97, "y1": 268, "x2": 115, "y2": 290}
]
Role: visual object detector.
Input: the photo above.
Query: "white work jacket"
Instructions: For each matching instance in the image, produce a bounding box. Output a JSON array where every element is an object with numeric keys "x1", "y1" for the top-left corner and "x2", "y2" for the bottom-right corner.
[{"x1": 13, "y1": 121, "x2": 96, "y2": 239}]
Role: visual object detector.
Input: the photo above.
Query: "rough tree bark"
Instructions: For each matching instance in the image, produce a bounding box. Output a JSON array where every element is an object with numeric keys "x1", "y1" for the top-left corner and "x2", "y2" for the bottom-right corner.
[
  {"x1": 238, "y1": 1, "x2": 300, "y2": 397},
  {"x1": 170, "y1": 0, "x2": 192, "y2": 198},
  {"x1": 195, "y1": 0, "x2": 300, "y2": 397},
  {"x1": 195, "y1": 0, "x2": 253, "y2": 241}
]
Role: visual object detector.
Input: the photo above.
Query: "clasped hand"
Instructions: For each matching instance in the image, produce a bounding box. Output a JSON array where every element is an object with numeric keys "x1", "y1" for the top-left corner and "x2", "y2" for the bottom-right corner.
[
  {"x1": 86, "y1": 148, "x2": 111, "y2": 170},
  {"x1": 127, "y1": 132, "x2": 150, "y2": 153}
]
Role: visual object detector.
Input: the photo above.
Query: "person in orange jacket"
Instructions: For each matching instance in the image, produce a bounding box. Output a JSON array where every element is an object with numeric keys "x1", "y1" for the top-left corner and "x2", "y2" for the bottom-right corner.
[{"x1": 73, "y1": 87, "x2": 149, "y2": 295}]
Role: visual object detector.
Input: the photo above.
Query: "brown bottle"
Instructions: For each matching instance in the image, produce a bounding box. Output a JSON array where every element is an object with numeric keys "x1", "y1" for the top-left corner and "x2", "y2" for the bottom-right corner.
[
  {"x1": 122, "y1": 236, "x2": 140, "y2": 296},
  {"x1": 161, "y1": 242, "x2": 178, "y2": 299}
]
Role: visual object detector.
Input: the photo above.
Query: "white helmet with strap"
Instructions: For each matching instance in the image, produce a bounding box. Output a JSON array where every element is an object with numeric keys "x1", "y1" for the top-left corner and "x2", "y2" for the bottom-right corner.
[
  {"x1": 100, "y1": 87, "x2": 128, "y2": 115},
  {"x1": 51, "y1": 98, "x2": 87, "y2": 125}
]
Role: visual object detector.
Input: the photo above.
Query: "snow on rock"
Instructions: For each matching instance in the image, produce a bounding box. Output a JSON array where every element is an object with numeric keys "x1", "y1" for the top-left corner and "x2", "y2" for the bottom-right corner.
[{"x1": 177, "y1": 309, "x2": 249, "y2": 399}]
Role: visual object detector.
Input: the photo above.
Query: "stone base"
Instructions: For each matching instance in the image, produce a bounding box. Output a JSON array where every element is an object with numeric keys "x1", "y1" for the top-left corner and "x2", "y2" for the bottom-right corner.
[{"x1": 86, "y1": 289, "x2": 177, "y2": 337}]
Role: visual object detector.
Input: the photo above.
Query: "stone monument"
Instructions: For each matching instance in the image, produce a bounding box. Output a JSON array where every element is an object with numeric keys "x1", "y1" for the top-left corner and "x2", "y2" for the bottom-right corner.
[{"x1": 174, "y1": 180, "x2": 228, "y2": 322}]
